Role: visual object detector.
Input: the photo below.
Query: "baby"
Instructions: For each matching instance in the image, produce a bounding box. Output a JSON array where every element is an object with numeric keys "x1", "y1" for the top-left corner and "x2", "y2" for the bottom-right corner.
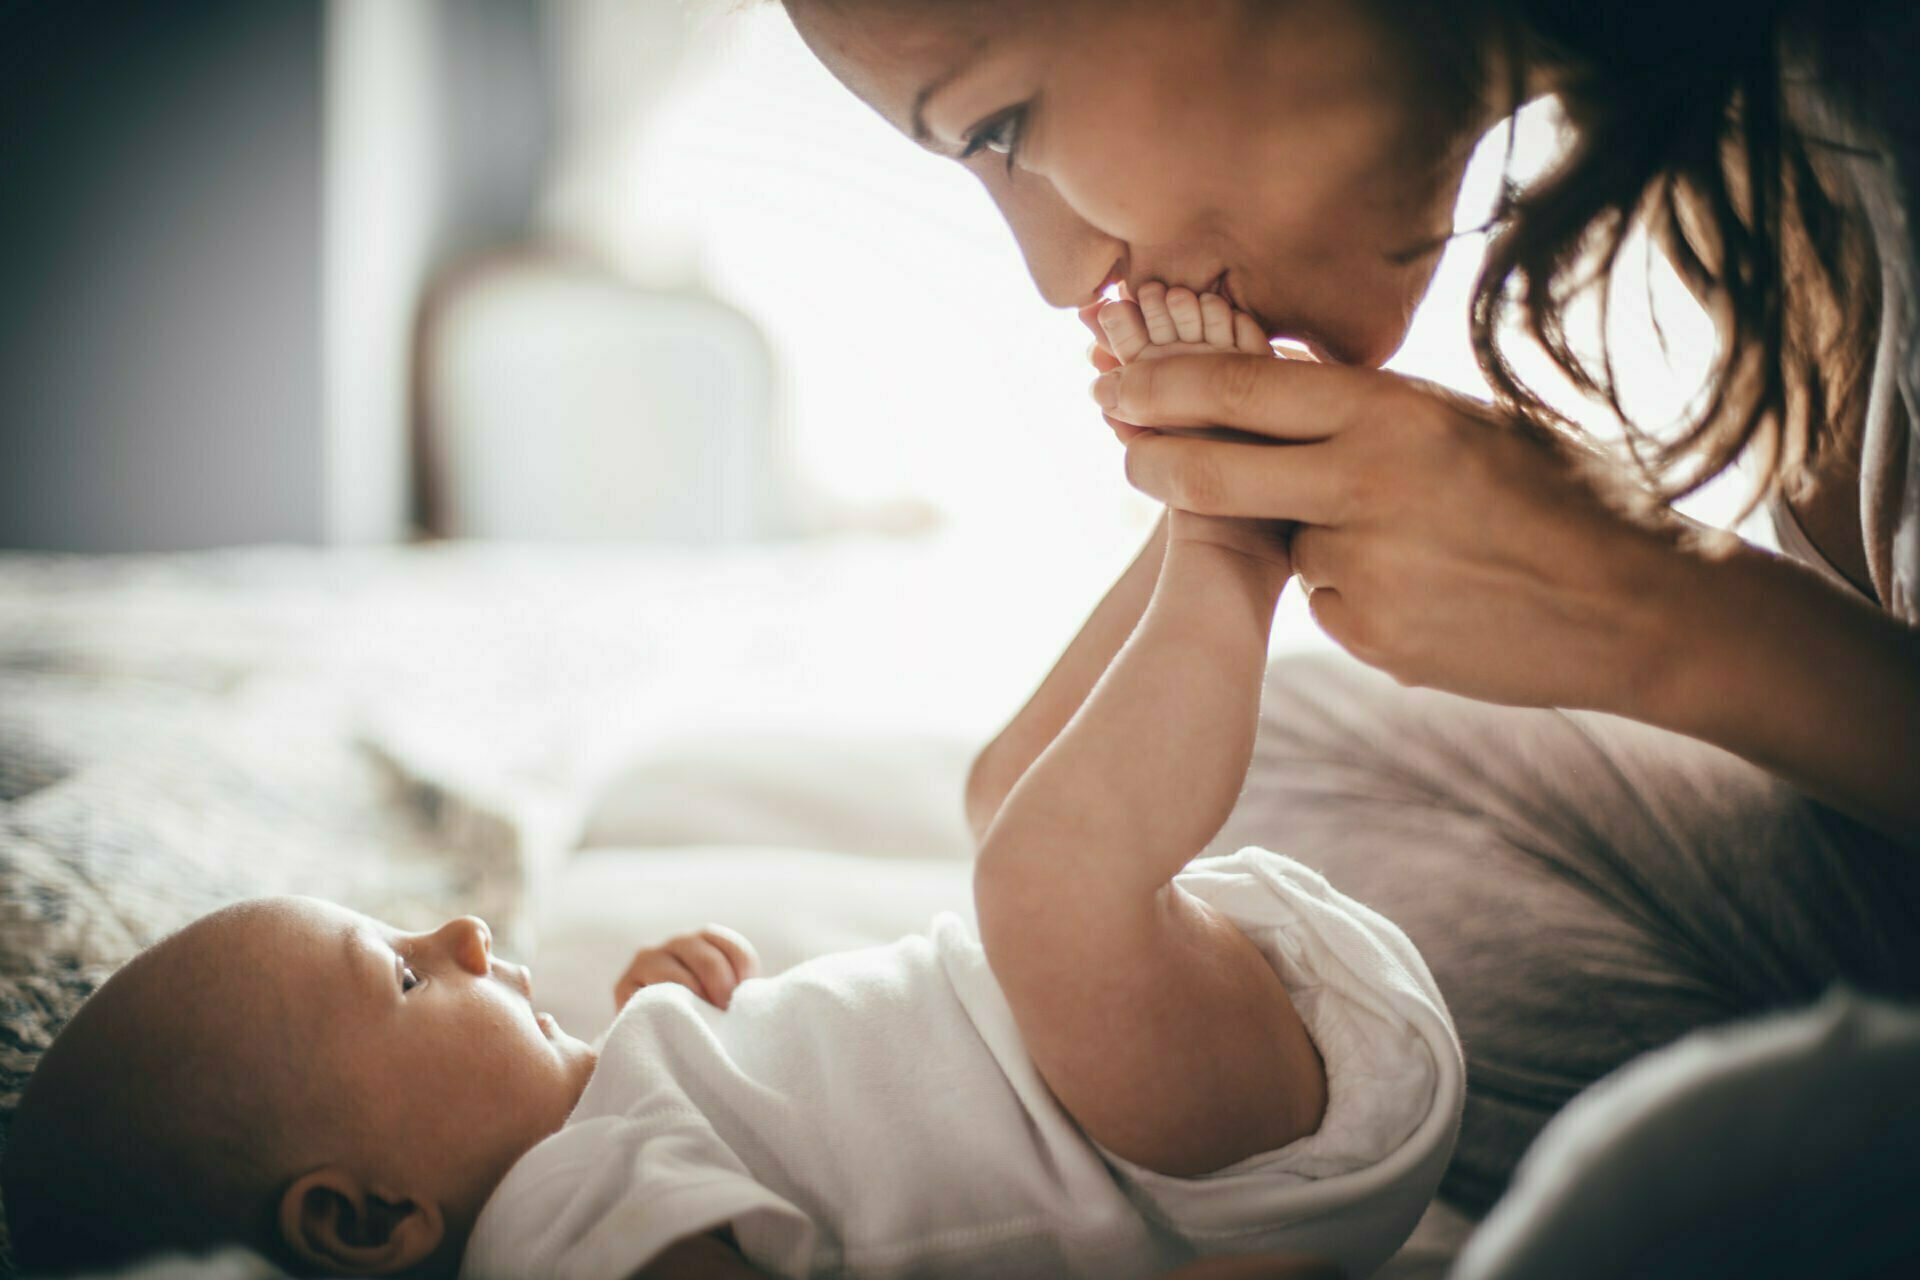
[{"x1": 3, "y1": 286, "x2": 1462, "y2": 1280}]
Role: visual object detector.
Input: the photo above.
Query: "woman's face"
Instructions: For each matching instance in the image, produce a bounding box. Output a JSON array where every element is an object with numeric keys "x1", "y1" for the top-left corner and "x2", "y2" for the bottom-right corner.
[{"x1": 788, "y1": 0, "x2": 1496, "y2": 368}]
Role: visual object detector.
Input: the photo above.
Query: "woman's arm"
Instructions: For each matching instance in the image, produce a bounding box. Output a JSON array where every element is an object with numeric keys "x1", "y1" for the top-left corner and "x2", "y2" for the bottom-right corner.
[
  {"x1": 1095, "y1": 354, "x2": 1920, "y2": 841},
  {"x1": 965, "y1": 511, "x2": 1168, "y2": 844},
  {"x1": 974, "y1": 516, "x2": 1326, "y2": 1177},
  {"x1": 1646, "y1": 536, "x2": 1920, "y2": 839}
]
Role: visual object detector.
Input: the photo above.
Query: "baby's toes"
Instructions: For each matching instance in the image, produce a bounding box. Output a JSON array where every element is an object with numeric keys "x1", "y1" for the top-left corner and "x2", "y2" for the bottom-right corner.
[
  {"x1": 1234, "y1": 309, "x2": 1270, "y2": 355},
  {"x1": 1135, "y1": 281, "x2": 1179, "y2": 346},
  {"x1": 1097, "y1": 299, "x2": 1151, "y2": 363},
  {"x1": 1164, "y1": 287, "x2": 1206, "y2": 344},
  {"x1": 1199, "y1": 291, "x2": 1237, "y2": 350}
]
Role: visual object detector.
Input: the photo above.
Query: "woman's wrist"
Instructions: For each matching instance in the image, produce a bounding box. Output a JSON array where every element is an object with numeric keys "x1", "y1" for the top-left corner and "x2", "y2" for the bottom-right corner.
[
  {"x1": 1625, "y1": 532, "x2": 1819, "y2": 736},
  {"x1": 1605, "y1": 527, "x2": 1745, "y2": 729}
]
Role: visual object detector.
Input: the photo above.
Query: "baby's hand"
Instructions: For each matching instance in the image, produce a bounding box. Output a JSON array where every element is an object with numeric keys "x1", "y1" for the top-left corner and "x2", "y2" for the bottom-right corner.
[{"x1": 615, "y1": 925, "x2": 760, "y2": 1012}]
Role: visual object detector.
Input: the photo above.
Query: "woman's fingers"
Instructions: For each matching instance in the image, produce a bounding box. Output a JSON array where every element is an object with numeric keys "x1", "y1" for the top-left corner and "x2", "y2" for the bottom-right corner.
[
  {"x1": 1302, "y1": 585, "x2": 1367, "y2": 660},
  {"x1": 1093, "y1": 352, "x2": 1379, "y2": 439},
  {"x1": 1288, "y1": 523, "x2": 1341, "y2": 591},
  {"x1": 1288, "y1": 529, "x2": 1374, "y2": 659},
  {"x1": 1122, "y1": 433, "x2": 1351, "y2": 525}
]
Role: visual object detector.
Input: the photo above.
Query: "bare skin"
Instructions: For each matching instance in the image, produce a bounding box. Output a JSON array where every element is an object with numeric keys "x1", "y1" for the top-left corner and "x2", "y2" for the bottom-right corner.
[
  {"x1": 4, "y1": 898, "x2": 599, "y2": 1278},
  {"x1": 785, "y1": 0, "x2": 1482, "y2": 368},
  {"x1": 788, "y1": 0, "x2": 1920, "y2": 840},
  {"x1": 632, "y1": 287, "x2": 1332, "y2": 1277}
]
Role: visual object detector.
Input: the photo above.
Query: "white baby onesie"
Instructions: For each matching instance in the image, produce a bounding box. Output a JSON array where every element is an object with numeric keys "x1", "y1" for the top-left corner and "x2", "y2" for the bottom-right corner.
[{"x1": 461, "y1": 847, "x2": 1464, "y2": 1280}]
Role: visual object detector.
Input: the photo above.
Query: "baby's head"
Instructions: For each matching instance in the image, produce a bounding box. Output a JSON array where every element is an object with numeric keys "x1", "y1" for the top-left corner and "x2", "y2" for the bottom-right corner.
[{"x1": 2, "y1": 897, "x2": 596, "y2": 1277}]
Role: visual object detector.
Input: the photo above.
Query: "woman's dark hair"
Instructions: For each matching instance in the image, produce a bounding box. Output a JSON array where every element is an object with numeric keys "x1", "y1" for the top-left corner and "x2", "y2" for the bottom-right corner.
[{"x1": 1459, "y1": 0, "x2": 1885, "y2": 506}]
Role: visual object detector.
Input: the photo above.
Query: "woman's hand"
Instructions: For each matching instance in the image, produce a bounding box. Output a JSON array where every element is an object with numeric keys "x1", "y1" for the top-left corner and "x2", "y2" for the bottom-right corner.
[
  {"x1": 1092, "y1": 352, "x2": 1696, "y2": 716},
  {"x1": 615, "y1": 926, "x2": 760, "y2": 1011}
]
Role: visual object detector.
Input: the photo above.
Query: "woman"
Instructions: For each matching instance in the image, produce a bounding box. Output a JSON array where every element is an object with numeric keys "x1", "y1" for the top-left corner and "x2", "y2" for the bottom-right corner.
[{"x1": 784, "y1": 0, "x2": 1920, "y2": 1226}]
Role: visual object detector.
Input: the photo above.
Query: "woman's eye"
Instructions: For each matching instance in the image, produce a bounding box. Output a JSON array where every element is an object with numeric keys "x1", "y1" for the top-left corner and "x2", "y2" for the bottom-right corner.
[
  {"x1": 400, "y1": 963, "x2": 422, "y2": 994},
  {"x1": 960, "y1": 105, "x2": 1027, "y2": 173}
]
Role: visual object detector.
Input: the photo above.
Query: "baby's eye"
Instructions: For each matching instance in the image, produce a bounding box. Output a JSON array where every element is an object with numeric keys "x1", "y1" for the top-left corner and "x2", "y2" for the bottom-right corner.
[{"x1": 399, "y1": 961, "x2": 423, "y2": 994}]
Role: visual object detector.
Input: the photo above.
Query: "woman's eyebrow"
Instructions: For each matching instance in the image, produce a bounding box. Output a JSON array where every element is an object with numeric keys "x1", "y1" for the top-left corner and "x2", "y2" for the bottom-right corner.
[{"x1": 909, "y1": 48, "x2": 982, "y2": 153}]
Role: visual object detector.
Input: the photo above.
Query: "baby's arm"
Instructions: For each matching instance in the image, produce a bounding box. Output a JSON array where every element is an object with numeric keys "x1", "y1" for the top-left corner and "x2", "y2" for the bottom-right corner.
[{"x1": 973, "y1": 509, "x2": 1326, "y2": 1177}]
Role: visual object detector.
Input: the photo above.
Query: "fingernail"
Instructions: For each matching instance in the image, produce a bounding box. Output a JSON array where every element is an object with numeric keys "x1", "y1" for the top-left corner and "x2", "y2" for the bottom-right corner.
[{"x1": 1091, "y1": 369, "x2": 1120, "y2": 409}]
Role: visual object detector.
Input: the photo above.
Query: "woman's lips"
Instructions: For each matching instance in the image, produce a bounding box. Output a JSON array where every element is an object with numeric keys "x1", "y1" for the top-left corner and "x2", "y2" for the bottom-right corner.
[{"x1": 1212, "y1": 270, "x2": 1319, "y2": 358}]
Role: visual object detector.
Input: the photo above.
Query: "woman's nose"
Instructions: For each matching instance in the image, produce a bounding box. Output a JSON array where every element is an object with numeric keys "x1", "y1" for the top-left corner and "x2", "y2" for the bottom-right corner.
[
  {"x1": 986, "y1": 173, "x2": 1125, "y2": 310},
  {"x1": 437, "y1": 915, "x2": 492, "y2": 976}
]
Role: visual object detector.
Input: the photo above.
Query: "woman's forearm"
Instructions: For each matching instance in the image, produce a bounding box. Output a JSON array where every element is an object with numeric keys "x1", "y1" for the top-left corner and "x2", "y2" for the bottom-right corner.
[
  {"x1": 966, "y1": 512, "x2": 1169, "y2": 843},
  {"x1": 1634, "y1": 538, "x2": 1920, "y2": 841}
]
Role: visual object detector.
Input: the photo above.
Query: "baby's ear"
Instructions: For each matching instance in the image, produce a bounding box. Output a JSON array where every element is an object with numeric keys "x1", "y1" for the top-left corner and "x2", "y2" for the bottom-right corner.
[{"x1": 279, "y1": 1168, "x2": 445, "y2": 1276}]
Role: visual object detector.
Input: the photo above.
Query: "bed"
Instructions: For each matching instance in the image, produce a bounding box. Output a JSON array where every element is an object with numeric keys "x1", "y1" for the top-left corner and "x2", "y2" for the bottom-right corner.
[{"x1": 0, "y1": 535, "x2": 1468, "y2": 1278}]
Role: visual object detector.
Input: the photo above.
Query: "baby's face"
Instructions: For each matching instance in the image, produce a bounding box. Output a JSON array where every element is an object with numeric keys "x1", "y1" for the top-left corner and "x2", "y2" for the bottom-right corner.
[{"x1": 246, "y1": 898, "x2": 597, "y2": 1224}]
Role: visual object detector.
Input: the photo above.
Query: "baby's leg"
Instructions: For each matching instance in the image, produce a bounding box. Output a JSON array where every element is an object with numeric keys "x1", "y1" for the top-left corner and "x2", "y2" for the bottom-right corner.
[
  {"x1": 975, "y1": 288, "x2": 1325, "y2": 1177},
  {"x1": 1101, "y1": 284, "x2": 1298, "y2": 565}
]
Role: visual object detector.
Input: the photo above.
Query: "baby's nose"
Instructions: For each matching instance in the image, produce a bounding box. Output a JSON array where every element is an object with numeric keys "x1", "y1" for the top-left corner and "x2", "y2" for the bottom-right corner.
[{"x1": 445, "y1": 915, "x2": 492, "y2": 973}]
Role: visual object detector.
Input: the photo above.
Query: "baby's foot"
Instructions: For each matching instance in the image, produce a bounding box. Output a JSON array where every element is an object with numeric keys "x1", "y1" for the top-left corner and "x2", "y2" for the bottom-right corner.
[
  {"x1": 1097, "y1": 283, "x2": 1294, "y2": 580},
  {"x1": 1096, "y1": 281, "x2": 1271, "y2": 365}
]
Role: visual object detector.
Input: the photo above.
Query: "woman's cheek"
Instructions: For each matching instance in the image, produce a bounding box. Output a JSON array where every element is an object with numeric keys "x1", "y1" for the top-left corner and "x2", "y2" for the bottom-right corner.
[{"x1": 1044, "y1": 153, "x2": 1195, "y2": 250}]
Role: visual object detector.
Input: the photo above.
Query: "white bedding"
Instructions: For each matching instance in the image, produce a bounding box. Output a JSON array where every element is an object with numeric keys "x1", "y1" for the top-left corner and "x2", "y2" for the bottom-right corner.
[
  {"x1": 2, "y1": 533, "x2": 1470, "y2": 1280},
  {"x1": 0, "y1": 534, "x2": 1134, "y2": 913}
]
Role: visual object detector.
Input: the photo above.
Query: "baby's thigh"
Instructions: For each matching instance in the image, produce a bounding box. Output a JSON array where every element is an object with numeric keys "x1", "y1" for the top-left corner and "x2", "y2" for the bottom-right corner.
[{"x1": 1207, "y1": 652, "x2": 1920, "y2": 1213}]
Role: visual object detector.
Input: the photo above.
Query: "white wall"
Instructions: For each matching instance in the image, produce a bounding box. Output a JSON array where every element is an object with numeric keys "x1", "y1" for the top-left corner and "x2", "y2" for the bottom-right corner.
[
  {"x1": 0, "y1": 2, "x2": 326, "y2": 552},
  {"x1": 324, "y1": 0, "x2": 552, "y2": 545}
]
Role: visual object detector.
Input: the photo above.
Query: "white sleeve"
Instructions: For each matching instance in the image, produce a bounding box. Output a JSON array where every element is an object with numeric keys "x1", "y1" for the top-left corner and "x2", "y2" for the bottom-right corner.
[
  {"x1": 461, "y1": 1112, "x2": 816, "y2": 1280},
  {"x1": 1097, "y1": 848, "x2": 1465, "y2": 1280}
]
